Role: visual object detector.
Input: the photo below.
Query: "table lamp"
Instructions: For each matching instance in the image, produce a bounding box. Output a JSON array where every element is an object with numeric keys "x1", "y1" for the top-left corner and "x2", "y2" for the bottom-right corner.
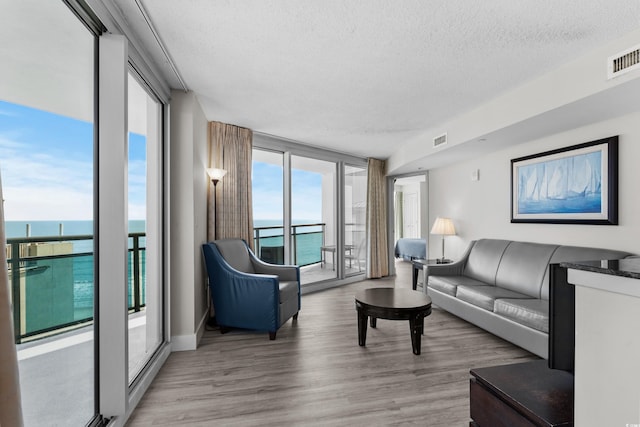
[{"x1": 430, "y1": 217, "x2": 456, "y2": 263}]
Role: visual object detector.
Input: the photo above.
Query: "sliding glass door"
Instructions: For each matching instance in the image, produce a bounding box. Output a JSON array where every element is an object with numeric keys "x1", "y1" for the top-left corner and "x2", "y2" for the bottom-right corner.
[
  {"x1": 127, "y1": 73, "x2": 163, "y2": 384},
  {"x1": 251, "y1": 150, "x2": 285, "y2": 263},
  {"x1": 3, "y1": 2, "x2": 169, "y2": 424},
  {"x1": 291, "y1": 155, "x2": 338, "y2": 283},
  {"x1": 344, "y1": 165, "x2": 367, "y2": 276},
  {"x1": 1, "y1": 1, "x2": 98, "y2": 425},
  {"x1": 252, "y1": 140, "x2": 367, "y2": 285}
]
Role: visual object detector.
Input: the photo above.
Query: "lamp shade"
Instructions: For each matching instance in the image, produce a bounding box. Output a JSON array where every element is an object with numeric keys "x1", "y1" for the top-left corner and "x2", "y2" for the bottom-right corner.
[
  {"x1": 207, "y1": 168, "x2": 227, "y2": 182},
  {"x1": 430, "y1": 217, "x2": 456, "y2": 236}
]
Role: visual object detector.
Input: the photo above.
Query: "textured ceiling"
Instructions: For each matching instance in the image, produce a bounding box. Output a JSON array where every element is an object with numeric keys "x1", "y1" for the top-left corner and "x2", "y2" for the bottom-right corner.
[{"x1": 116, "y1": 0, "x2": 640, "y2": 161}]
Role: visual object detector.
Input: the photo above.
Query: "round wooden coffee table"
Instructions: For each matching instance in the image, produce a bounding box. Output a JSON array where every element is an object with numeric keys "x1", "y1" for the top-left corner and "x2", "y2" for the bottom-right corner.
[{"x1": 355, "y1": 288, "x2": 432, "y2": 355}]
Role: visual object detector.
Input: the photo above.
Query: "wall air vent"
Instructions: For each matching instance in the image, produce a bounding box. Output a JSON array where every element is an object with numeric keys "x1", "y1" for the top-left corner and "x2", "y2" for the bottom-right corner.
[
  {"x1": 608, "y1": 44, "x2": 640, "y2": 79},
  {"x1": 433, "y1": 133, "x2": 447, "y2": 148}
]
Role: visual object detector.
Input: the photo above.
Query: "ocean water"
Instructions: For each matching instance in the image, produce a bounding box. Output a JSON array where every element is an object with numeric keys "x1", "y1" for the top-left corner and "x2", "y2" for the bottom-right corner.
[
  {"x1": 6, "y1": 220, "x2": 146, "y2": 337},
  {"x1": 253, "y1": 219, "x2": 324, "y2": 266}
]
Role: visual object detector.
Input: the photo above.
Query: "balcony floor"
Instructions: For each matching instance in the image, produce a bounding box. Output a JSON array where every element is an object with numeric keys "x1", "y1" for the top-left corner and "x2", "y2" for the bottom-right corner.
[
  {"x1": 300, "y1": 260, "x2": 365, "y2": 284},
  {"x1": 17, "y1": 311, "x2": 150, "y2": 426}
]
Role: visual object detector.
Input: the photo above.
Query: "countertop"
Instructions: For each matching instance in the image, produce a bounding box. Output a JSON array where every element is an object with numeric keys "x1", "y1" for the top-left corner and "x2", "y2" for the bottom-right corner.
[{"x1": 561, "y1": 257, "x2": 640, "y2": 280}]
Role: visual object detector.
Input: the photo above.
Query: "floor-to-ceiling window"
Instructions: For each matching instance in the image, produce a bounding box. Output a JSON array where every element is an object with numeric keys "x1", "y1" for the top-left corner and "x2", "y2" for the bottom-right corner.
[
  {"x1": 2, "y1": 2, "x2": 169, "y2": 425},
  {"x1": 344, "y1": 165, "x2": 367, "y2": 276},
  {"x1": 252, "y1": 134, "x2": 367, "y2": 286},
  {"x1": 127, "y1": 73, "x2": 163, "y2": 384},
  {"x1": 291, "y1": 155, "x2": 338, "y2": 283},
  {"x1": 1, "y1": 1, "x2": 98, "y2": 425},
  {"x1": 252, "y1": 150, "x2": 285, "y2": 263}
]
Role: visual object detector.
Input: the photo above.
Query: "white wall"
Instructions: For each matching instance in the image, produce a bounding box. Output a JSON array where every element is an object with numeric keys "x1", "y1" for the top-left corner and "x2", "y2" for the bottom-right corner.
[
  {"x1": 428, "y1": 111, "x2": 640, "y2": 259},
  {"x1": 192, "y1": 95, "x2": 209, "y2": 334},
  {"x1": 169, "y1": 90, "x2": 209, "y2": 350},
  {"x1": 570, "y1": 271, "x2": 640, "y2": 426}
]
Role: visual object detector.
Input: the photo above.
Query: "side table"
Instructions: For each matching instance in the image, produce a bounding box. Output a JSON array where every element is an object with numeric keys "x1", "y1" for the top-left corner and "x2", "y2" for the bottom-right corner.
[
  {"x1": 411, "y1": 258, "x2": 452, "y2": 290},
  {"x1": 470, "y1": 360, "x2": 574, "y2": 426}
]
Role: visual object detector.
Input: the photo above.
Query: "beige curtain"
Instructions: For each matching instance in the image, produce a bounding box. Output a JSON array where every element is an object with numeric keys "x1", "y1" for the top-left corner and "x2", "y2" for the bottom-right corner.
[
  {"x1": 366, "y1": 158, "x2": 389, "y2": 278},
  {"x1": 0, "y1": 171, "x2": 24, "y2": 426},
  {"x1": 208, "y1": 121, "x2": 254, "y2": 248}
]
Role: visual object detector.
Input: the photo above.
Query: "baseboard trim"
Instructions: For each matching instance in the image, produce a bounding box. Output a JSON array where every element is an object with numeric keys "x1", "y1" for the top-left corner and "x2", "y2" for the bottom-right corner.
[
  {"x1": 170, "y1": 310, "x2": 209, "y2": 351},
  {"x1": 301, "y1": 274, "x2": 364, "y2": 294}
]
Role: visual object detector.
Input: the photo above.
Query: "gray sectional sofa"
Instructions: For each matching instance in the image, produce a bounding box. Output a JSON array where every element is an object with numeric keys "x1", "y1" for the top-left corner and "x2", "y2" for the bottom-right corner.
[{"x1": 424, "y1": 239, "x2": 631, "y2": 358}]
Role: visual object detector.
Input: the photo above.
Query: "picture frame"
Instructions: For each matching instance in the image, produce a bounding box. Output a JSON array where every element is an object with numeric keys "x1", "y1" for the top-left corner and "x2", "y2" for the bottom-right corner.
[{"x1": 511, "y1": 136, "x2": 618, "y2": 225}]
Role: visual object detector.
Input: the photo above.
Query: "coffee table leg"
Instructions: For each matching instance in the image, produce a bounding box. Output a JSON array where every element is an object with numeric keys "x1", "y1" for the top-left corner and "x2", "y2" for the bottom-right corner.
[
  {"x1": 370, "y1": 317, "x2": 377, "y2": 328},
  {"x1": 409, "y1": 314, "x2": 424, "y2": 355},
  {"x1": 357, "y1": 309, "x2": 368, "y2": 346}
]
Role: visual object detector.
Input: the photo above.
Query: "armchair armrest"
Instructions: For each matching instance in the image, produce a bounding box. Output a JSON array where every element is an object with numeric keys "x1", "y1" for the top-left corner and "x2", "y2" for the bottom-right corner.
[
  {"x1": 250, "y1": 251, "x2": 300, "y2": 282},
  {"x1": 213, "y1": 263, "x2": 281, "y2": 330}
]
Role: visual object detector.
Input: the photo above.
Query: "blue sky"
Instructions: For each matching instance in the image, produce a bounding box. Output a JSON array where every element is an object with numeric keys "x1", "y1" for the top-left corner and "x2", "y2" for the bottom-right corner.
[
  {"x1": 0, "y1": 100, "x2": 146, "y2": 221},
  {"x1": 252, "y1": 161, "x2": 322, "y2": 223},
  {"x1": 0, "y1": 99, "x2": 321, "y2": 223}
]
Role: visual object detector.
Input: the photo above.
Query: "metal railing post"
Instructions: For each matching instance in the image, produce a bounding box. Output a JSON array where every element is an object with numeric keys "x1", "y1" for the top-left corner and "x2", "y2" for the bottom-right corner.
[
  {"x1": 10, "y1": 242, "x2": 21, "y2": 344},
  {"x1": 133, "y1": 235, "x2": 141, "y2": 313},
  {"x1": 292, "y1": 225, "x2": 298, "y2": 265},
  {"x1": 255, "y1": 228, "x2": 261, "y2": 258}
]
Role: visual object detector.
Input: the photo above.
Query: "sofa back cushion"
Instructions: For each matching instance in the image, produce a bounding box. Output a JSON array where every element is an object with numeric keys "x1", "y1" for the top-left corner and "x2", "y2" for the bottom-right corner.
[
  {"x1": 495, "y1": 242, "x2": 558, "y2": 298},
  {"x1": 463, "y1": 239, "x2": 510, "y2": 285},
  {"x1": 540, "y1": 245, "x2": 632, "y2": 300}
]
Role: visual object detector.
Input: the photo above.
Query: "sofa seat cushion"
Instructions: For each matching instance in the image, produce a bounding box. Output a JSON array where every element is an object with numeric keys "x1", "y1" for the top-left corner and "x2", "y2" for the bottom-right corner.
[
  {"x1": 494, "y1": 298, "x2": 549, "y2": 333},
  {"x1": 279, "y1": 281, "x2": 299, "y2": 303},
  {"x1": 428, "y1": 275, "x2": 488, "y2": 296},
  {"x1": 456, "y1": 285, "x2": 532, "y2": 312}
]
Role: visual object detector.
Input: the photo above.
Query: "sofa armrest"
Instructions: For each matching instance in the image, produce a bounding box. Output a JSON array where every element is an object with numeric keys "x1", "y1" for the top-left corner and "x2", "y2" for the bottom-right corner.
[
  {"x1": 424, "y1": 240, "x2": 476, "y2": 282},
  {"x1": 424, "y1": 261, "x2": 465, "y2": 277}
]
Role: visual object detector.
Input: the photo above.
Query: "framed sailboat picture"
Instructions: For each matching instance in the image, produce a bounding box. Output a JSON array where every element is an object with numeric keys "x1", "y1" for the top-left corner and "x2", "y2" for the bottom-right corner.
[{"x1": 511, "y1": 137, "x2": 618, "y2": 224}]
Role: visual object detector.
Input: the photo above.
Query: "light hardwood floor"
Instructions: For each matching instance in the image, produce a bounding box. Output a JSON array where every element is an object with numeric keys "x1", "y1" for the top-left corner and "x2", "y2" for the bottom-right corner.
[{"x1": 126, "y1": 261, "x2": 537, "y2": 426}]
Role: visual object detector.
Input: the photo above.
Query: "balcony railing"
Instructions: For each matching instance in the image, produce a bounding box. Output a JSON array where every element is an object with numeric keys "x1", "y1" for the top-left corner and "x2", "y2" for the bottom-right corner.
[
  {"x1": 254, "y1": 223, "x2": 326, "y2": 266},
  {"x1": 6, "y1": 233, "x2": 146, "y2": 344}
]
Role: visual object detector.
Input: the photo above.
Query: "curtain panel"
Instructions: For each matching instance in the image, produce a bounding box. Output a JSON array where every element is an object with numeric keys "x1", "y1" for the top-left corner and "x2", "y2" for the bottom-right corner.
[
  {"x1": 0, "y1": 171, "x2": 24, "y2": 426},
  {"x1": 366, "y1": 158, "x2": 389, "y2": 278},
  {"x1": 208, "y1": 121, "x2": 254, "y2": 249}
]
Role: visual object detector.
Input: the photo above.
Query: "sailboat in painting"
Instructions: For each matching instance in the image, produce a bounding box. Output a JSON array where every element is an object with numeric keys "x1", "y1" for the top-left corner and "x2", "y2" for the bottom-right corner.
[{"x1": 518, "y1": 151, "x2": 602, "y2": 214}]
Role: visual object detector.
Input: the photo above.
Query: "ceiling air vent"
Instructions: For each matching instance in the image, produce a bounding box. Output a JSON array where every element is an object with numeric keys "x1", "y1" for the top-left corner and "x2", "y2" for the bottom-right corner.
[
  {"x1": 433, "y1": 133, "x2": 447, "y2": 148},
  {"x1": 607, "y1": 44, "x2": 640, "y2": 79}
]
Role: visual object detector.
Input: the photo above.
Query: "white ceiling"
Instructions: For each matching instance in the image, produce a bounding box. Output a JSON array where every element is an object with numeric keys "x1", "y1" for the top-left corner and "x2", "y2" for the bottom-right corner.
[{"x1": 113, "y1": 0, "x2": 640, "y2": 168}]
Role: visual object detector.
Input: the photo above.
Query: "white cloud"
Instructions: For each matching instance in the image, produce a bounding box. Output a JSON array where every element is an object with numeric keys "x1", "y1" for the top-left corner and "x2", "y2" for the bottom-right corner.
[
  {"x1": 1, "y1": 133, "x2": 93, "y2": 220},
  {"x1": 3, "y1": 185, "x2": 93, "y2": 220},
  {"x1": 0, "y1": 129, "x2": 152, "y2": 221}
]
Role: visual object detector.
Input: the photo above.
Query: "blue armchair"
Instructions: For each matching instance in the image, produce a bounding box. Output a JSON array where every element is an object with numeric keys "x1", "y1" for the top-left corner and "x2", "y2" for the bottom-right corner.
[{"x1": 202, "y1": 239, "x2": 301, "y2": 340}]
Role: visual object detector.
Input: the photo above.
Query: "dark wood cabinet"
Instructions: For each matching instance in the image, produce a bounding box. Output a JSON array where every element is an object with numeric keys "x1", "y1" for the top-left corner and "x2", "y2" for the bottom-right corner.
[{"x1": 469, "y1": 360, "x2": 574, "y2": 427}]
